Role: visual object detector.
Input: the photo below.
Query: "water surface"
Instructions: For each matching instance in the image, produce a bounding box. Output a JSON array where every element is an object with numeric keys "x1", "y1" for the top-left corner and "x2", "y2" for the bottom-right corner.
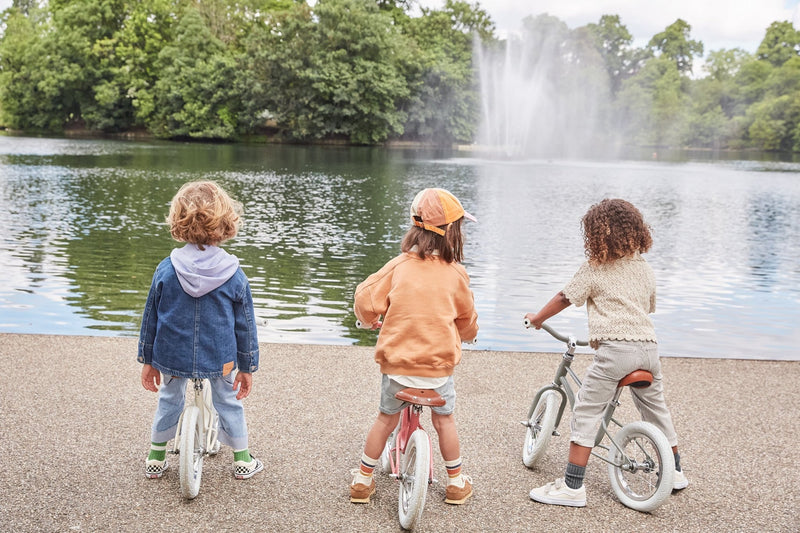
[{"x1": 1, "y1": 135, "x2": 798, "y2": 360}]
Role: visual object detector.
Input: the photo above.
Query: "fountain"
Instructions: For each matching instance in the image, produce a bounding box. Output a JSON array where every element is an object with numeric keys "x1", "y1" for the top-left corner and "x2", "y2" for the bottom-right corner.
[{"x1": 475, "y1": 22, "x2": 616, "y2": 159}]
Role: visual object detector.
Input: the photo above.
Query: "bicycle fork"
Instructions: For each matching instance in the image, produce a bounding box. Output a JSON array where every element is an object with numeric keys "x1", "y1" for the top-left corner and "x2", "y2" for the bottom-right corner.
[{"x1": 388, "y1": 406, "x2": 437, "y2": 485}]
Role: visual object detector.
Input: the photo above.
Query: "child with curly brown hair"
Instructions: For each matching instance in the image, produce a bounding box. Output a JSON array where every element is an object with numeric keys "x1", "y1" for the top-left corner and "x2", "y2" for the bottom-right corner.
[
  {"x1": 524, "y1": 198, "x2": 687, "y2": 507},
  {"x1": 138, "y1": 180, "x2": 263, "y2": 481}
]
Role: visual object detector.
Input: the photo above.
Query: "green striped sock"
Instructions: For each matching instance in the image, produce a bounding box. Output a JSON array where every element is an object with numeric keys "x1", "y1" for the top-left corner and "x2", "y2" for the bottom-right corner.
[
  {"x1": 234, "y1": 449, "x2": 252, "y2": 463},
  {"x1": 148, "y1": 442, "x2": 167, "y2": 462}
]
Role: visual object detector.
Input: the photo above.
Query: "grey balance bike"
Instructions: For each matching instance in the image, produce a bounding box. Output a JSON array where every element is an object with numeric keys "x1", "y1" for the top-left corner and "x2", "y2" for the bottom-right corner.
[{"x1": 521, "y1": 320, "x2": 674, "y2": 512}]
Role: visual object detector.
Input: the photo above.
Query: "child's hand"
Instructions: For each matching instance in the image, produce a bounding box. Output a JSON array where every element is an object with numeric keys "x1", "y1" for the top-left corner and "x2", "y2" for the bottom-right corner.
[
  {"x1": 141, "y1": 364, "x2": 161, "y2": 392},
  {"x1": 233, "y1": 371, "x2": 253, "y2": 400},
  {"x1": 524, "y1": 313, "x2": 543, "y2": 329}
]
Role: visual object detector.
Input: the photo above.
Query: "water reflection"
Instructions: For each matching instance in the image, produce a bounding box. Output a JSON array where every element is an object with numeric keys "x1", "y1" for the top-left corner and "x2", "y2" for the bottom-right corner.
[{"x1": 1, "y1": 135, "x2": 798, "y2": 360}]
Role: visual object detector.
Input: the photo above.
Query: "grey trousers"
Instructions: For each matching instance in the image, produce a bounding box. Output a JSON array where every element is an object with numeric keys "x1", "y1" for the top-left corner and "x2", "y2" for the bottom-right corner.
[{"x1": 570, "y1": 340, "x2": 679, "y2": 448}]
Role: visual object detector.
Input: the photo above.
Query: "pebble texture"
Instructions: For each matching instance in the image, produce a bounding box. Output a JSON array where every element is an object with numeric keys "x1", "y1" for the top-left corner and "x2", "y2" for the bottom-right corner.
[{"x1": 0, "y1": 333, "x2": 797, "y2": 532}]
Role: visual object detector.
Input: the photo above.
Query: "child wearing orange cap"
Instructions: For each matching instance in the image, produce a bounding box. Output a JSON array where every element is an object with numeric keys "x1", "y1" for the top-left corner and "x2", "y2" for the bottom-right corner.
[{"x1": 349, "y1": 188, "x2": 479, "y2": 505}]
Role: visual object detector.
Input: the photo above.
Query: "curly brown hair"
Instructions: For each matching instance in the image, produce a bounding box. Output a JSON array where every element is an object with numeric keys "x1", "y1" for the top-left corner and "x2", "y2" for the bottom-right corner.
[
  {"x1": 581, "y1": 198, "x2": 652, "y2": 264},
  {"x1": 167, "y1": 181, "x2": 242, "y2": 248},
  {"x1": 401, "y1": 218, "x2": 465, "y2": 263}
]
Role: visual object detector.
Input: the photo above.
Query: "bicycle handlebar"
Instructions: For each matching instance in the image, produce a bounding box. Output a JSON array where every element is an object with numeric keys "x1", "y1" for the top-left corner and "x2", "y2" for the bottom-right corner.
[{"x1": 523, "y1": 318, "x2": 589, "y2": 346}]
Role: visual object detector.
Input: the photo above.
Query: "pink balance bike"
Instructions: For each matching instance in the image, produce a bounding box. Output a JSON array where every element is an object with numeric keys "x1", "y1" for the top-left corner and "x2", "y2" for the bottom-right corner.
[{"x1": 379, "y1": 388, "x2": 443, "y2": 530}]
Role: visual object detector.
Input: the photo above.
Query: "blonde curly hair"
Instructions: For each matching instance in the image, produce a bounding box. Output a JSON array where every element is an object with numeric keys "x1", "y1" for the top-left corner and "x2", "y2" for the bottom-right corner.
[
  {"x1": 581, "y1": 198, "x2": 652, "y2": 265},
  {"x1": 167, "y1": 181, "x2": 242, "y2": 248}
]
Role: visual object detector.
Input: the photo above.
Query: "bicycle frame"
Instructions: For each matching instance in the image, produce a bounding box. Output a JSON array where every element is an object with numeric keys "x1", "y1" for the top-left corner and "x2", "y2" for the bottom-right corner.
[
  {"x1": 173, "y1": 378, "x2": 219, "y2": 455},
  {"x1": 525, "y1": 323, "x2": 651, "y2": 467},
  {"x1": 385, "y1": 405, "x2": 436, "y2": 484}
]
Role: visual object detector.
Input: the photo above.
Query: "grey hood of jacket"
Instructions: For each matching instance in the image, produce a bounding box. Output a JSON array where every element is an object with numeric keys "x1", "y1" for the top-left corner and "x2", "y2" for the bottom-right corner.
[{"x1": 170, "y1": 244, "x2": 240, "y2": 298}]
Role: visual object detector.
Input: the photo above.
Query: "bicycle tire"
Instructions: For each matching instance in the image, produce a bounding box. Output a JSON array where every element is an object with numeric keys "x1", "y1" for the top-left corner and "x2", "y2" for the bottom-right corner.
[
  {"x1": 179, "y1": 405, "x2": 204, "y2": 499},
  {"x1": 607, "y1": 421, "x2": 674, "y2": 512},
  {"x1": 398, "y1": 429, "x2": 429, "y2": 530},
  {"x1": 522, "y1": 390, "x2": 558, "y2": 468}
]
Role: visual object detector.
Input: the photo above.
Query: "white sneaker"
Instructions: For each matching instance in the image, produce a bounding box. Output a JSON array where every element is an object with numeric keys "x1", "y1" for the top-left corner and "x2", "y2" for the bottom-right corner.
[
  {"x1": 673, "y1": 469, "x2": 689, "y2": 490},
  {"x1": 529, "y1": 478, "x2": 586, "y2": 507},
  {"x1": 233, "y1": 457, "x2": 264, "y2": 480}
]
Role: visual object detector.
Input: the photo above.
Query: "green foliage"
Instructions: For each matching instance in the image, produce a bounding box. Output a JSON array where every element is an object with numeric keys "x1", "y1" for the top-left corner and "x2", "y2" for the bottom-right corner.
[
  {"x1": 401, "y1": 1, "x2": 495, "y2": 144},
  {"x1": 585, "y1": 15, "x2": 649, "y2": 94},
  {"x1": 616, "y1": 57, "x2": 688, "y2": 146},
  {"x1": 756, "y1": 21, "x2": 800, "y2": 67},
  {"x1": 142, "y1": 8, "x2": 246, "y2": 139},
  {"x1": 648, "y1": 19, "x2": 703, "y2": 74},
  {"x1": 242, "y1": 0, "x2": 412, "y2": 144},
  {"x1": 3, "y1": 3, "x2": 800, "y2": 152}
]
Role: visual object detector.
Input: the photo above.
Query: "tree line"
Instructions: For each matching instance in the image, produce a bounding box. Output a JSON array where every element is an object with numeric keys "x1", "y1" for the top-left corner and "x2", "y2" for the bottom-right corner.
[{"x1": 1, "y1": 0, "x2": 800, "y2": 152}]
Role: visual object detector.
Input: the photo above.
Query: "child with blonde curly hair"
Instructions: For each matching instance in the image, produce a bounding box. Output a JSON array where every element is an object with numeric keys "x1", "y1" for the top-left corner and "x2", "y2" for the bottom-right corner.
[
  {"x1": 525, "y1": 198, "x2": 687, "y2": 507},
  {"x1": 138, "y1": 180, "x2": 263, "y2": 480}
]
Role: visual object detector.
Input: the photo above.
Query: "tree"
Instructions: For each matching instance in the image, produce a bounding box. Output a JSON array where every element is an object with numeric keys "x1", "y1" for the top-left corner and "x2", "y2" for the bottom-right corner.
[
  {"x1": 586, "y1": 14, "x2": 650, "y2": 94},
  {"x1": 616, "y1": 56, "x2": 688, "y2": 146},
  {"x1": 0, "y1": 0, "x2": 129, "y2": 131},
  {"x1": 141, "y1": 8, "x2": 246, "y2": 139},
  {"x1": 756, "y1": 21, "x2": 800, "y2": 67},
  {"x1": 744, "y1": 56, "x2": 800, "y2": 151},
  {"x1": 648, "y1": 19, "x2": 703, "y2": 75},
  {"x1": 401, "y1": 0, "x2": 495, "y2": 144},
  {"x1": 243, "y1": 0, "x2": 411, "y2": 144}
]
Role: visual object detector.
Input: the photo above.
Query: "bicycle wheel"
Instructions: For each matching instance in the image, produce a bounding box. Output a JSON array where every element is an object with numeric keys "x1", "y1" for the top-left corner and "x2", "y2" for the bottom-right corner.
[
  {"x1": 179, "y1": 405, "x2": 204, "y2": 499},
  {"x1": 607, "y1": 421, "x2": 674, "y2": 512},
  {"x1": 522, "y1": 390, "x2": 558, "y2": 468},
  {"x1": 398, "y1": 429, "x2": 429, "y2": 530}
]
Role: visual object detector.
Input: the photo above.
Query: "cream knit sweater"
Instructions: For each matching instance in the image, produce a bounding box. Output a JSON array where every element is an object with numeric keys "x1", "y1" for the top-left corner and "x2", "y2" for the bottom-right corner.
[{"x1": 563, "y1": 252, "x2": 658, "y2": 343}]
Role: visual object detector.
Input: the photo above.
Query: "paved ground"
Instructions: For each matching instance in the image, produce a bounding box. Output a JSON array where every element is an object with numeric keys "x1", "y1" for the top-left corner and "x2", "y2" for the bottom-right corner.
[{"x1": 0, "y1": 333, "x2": 797, "y2": 532}]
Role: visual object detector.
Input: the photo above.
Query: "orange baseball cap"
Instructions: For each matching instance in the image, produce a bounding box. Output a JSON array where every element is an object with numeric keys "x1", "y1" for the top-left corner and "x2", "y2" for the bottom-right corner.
[{"x1": 410, "y1": 188, "x2": 477, "y2": 236}]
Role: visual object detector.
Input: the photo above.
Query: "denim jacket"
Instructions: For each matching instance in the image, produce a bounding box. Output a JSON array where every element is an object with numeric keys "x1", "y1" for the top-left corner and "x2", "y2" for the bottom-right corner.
[{"x1": 137, "y1": 256, "x2": 259, "y2": 378}]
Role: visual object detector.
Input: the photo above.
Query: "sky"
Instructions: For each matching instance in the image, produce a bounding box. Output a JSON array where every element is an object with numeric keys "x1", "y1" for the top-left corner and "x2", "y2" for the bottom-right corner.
[
  {"x1": 419, "y1": 0, "x2": 800, "y2": 54},
  {"x1": 0, "y1": 0, "x2": 798, "y2": 55}
]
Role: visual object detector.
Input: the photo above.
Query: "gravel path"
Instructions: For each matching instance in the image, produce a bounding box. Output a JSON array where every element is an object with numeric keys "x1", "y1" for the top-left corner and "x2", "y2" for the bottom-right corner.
[{"x1": 0, "y1": 334, "x2": 797, "y2": 532}]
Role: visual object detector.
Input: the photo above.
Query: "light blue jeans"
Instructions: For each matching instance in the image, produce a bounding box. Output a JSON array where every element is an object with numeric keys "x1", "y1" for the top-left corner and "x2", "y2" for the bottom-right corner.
[{"x1": 151, "y1": 373, "x2": 249, "y2": 450}]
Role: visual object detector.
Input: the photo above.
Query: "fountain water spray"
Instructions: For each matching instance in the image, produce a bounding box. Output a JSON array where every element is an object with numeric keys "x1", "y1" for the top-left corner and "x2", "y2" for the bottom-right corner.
[{"x1": 475, "y1": 23, "x2": 616, "y2": 159}]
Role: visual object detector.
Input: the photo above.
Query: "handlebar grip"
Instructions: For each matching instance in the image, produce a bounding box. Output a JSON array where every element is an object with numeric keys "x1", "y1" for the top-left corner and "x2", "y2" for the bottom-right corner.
[{"x1": 524, "y1": 318, "x2": 589, "y2": 346}]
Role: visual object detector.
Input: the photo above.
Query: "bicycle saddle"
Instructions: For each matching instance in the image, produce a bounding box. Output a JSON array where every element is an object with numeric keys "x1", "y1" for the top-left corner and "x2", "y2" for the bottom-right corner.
[
  {"x1": 395, "y1": 388, "x2": 446, "y2": 407},
  {"x1": 617, "y1": 370, "x2": 654, "y2": 388}
]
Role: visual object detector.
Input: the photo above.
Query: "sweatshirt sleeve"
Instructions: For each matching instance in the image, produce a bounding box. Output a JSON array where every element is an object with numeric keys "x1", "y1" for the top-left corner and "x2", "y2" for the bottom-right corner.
[
  {"x1": 354, "y1": 266, "x2": 392, "y2": 327},
  {"x1": 454, "y1": 267, "x2": 479, "y2": 341}
]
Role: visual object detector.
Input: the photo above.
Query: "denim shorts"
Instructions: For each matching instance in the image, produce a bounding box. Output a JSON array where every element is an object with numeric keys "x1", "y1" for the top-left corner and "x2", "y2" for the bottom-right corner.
[{"x1": 379, "y1": 374, "x2": 456, "y2": 416}]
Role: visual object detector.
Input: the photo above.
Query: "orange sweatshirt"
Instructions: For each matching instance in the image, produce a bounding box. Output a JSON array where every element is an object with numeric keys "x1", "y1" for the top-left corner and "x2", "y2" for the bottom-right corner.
[{"x1": 354, "y1": 252, "x2": 479, "y2": 377}]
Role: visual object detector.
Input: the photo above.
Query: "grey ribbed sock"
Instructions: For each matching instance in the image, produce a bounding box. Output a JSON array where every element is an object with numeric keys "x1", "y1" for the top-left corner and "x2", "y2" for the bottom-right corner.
[
  {"x1": 674, "y1": 452, "x2": 682, "y2": 472},
  {"x1": 564, "y1": 462, "x2": 586, "y2": 489}
]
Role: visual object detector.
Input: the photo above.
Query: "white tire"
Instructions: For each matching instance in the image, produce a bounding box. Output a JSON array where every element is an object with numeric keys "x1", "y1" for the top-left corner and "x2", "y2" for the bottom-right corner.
[
  {"x1": 607, "y1": 421, "x2": 674, "y2": 512},
  {"x1": 179, "y1": 405, "x2": 204, "y2": 499},
  {"x1": 398, "y1": 430, "x2": 429, "y2": 530},
  {"x1": 522, "y1": 390, "x2": 558, "y2": 468}
]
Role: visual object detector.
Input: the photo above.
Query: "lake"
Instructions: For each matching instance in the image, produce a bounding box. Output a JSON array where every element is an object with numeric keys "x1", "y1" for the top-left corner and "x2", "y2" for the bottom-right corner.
[{"x1": 1, "y1": 134, "x2": 798, "y2": 360}]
